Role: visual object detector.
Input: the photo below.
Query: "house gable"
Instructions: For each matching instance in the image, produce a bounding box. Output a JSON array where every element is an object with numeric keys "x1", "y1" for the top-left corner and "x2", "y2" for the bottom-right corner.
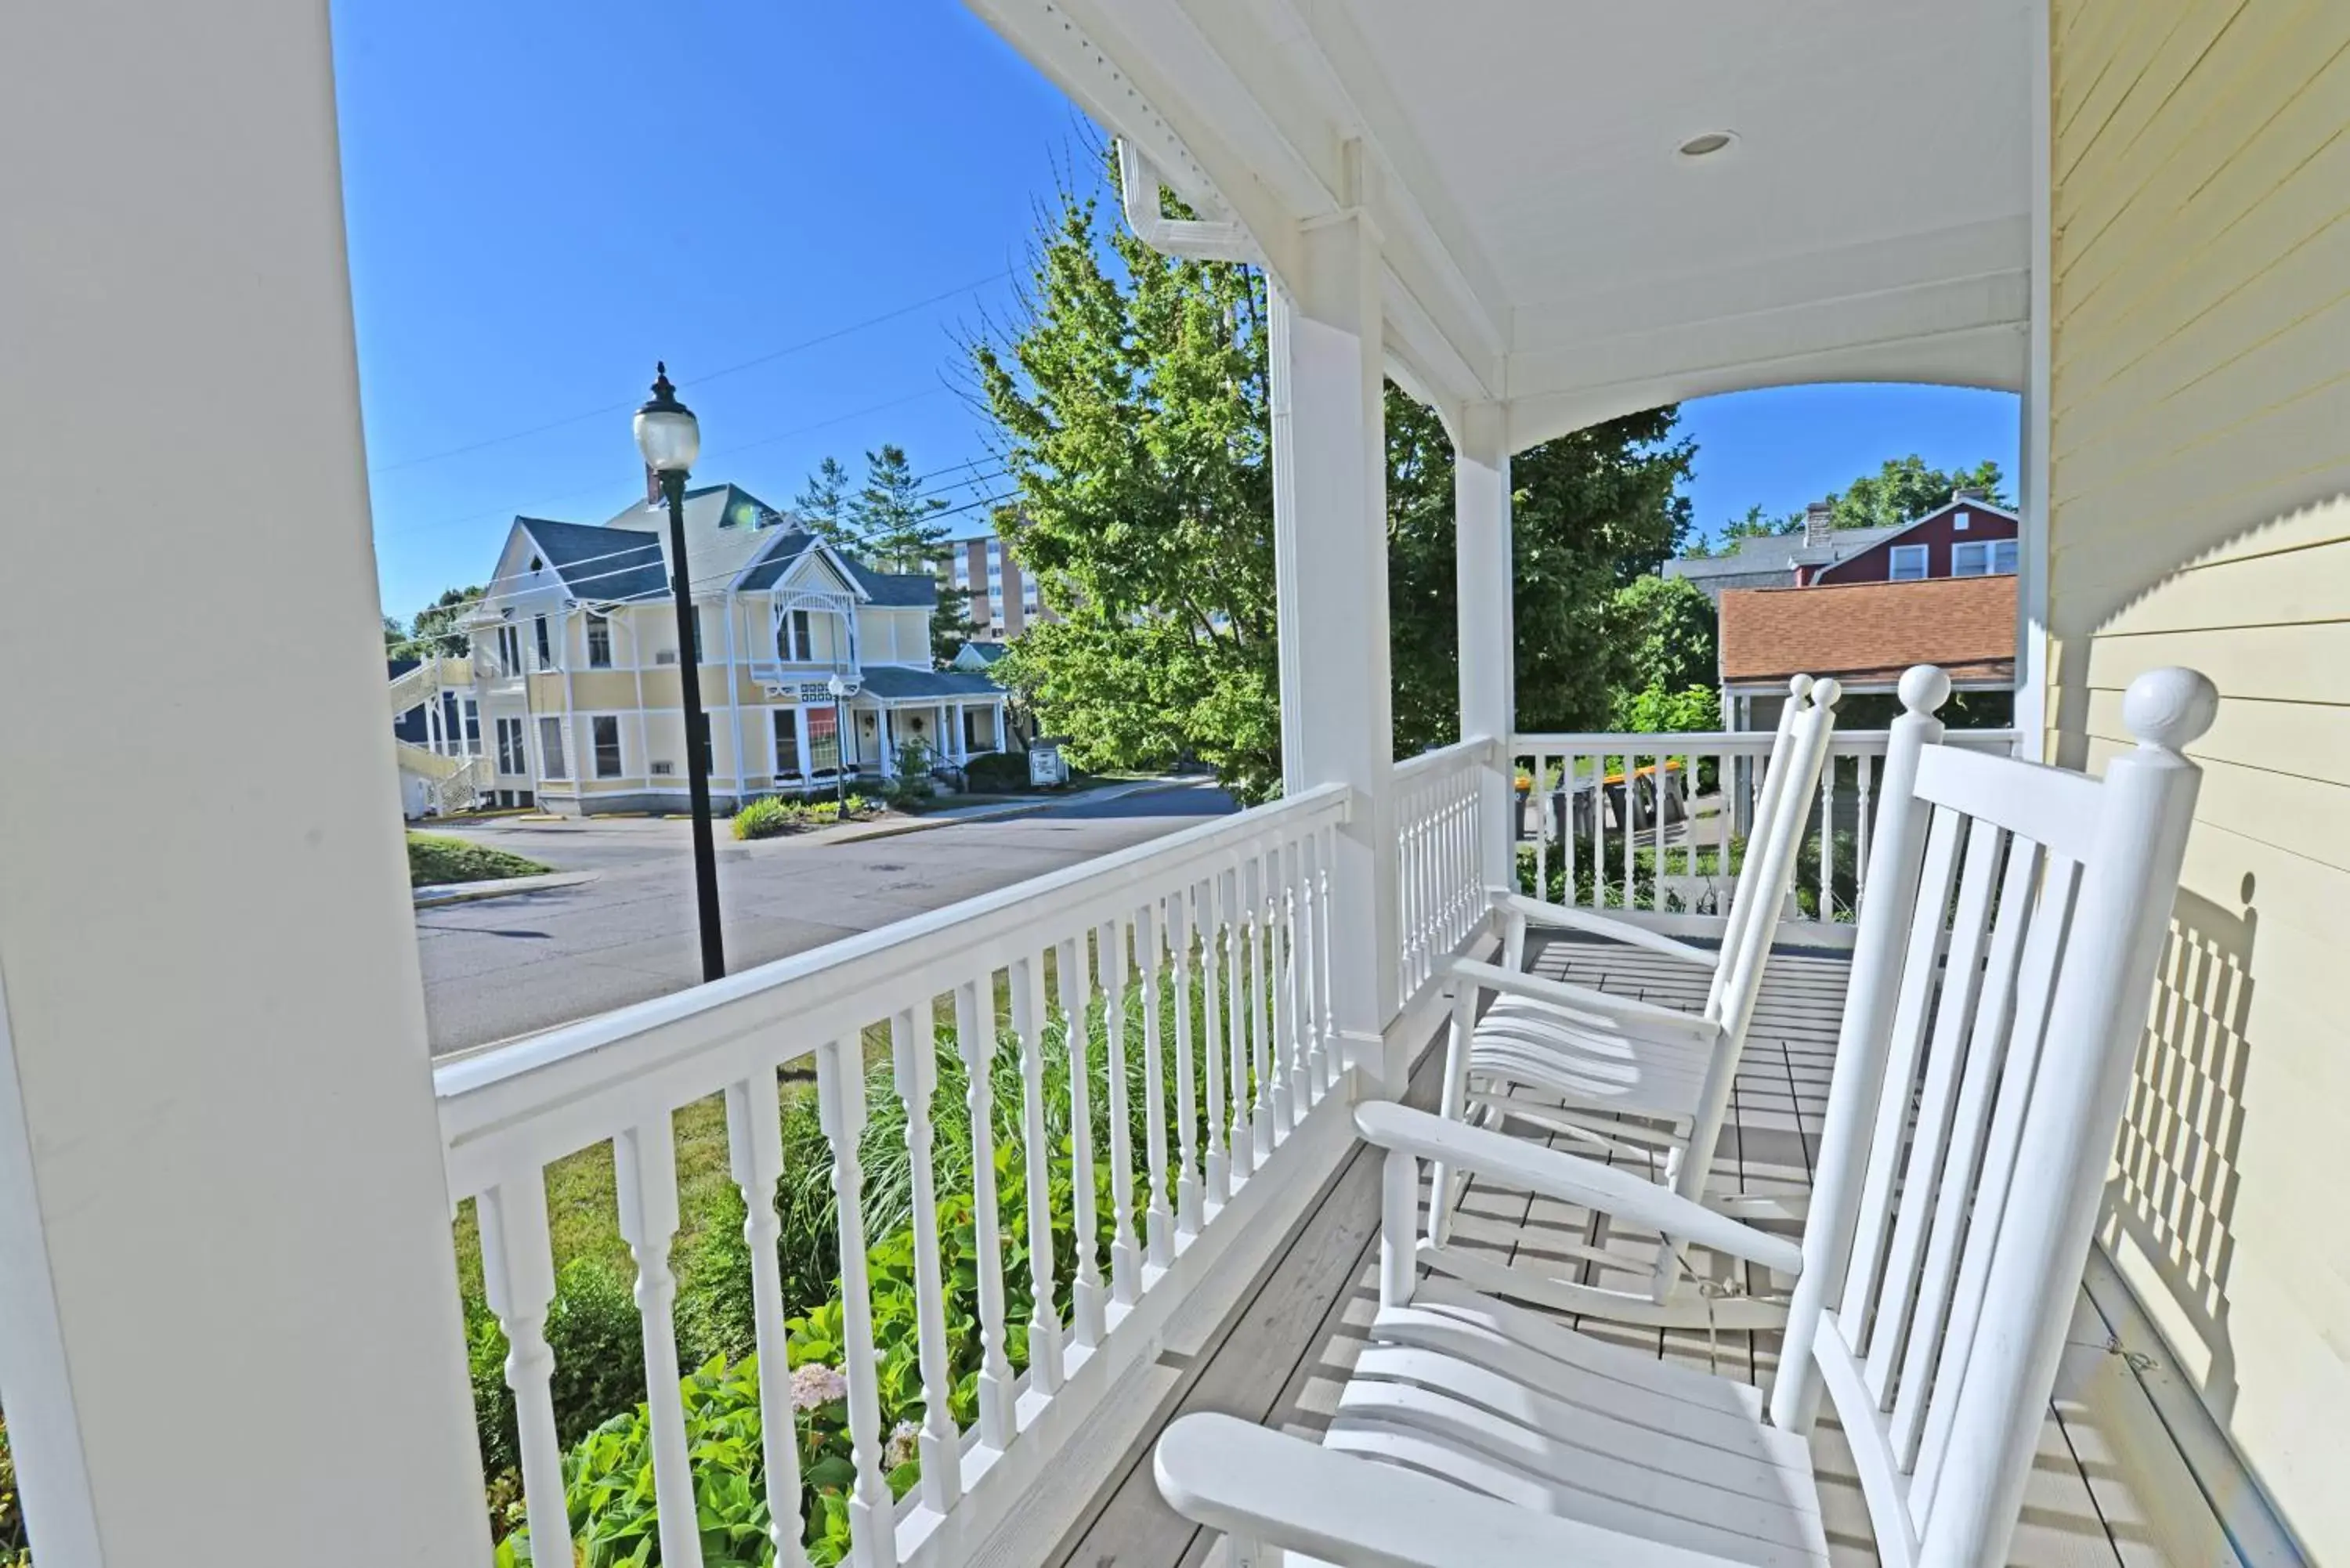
[{"x1": 1809, "y1": 497, "x2": 2020, "y2": 585}]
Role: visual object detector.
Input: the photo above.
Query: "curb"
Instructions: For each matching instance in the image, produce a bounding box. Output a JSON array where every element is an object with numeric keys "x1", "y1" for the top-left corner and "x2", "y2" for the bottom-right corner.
[
  {"x1": 820, "y1": 777, "x2": 1210, "y2": 845},
  {"x1": 412, "y1": 870, "x2": 598, "y2": 909}
]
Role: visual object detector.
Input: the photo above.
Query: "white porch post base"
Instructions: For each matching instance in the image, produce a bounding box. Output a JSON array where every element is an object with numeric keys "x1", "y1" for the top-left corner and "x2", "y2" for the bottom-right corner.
[
  {"x1": 1454, "y1": 402, "x2": 1516, "y2": 897},
  {"x1": 0, "y1": 5, "x2": 489, "y2": 1560},
  {"x1": 1270, "y1": 209, "x2": 1401, "y2": 1088}
]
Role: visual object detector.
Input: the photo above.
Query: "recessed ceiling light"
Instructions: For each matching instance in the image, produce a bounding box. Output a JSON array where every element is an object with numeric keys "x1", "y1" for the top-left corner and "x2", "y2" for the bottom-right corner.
[{"x1": 1678, "y1": 132, "x2": 1736, "y2": 159}]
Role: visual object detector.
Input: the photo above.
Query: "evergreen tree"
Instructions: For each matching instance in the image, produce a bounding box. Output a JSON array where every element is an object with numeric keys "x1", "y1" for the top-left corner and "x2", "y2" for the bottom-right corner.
[
  {"x1": 974, "y1": 159, "x2": 1692, "y2": 800},
  {"x1": 848, "y1": 445, "x2": 952, "y2": 574},
  {"x1": 794, "y1": 456, "x2": 859, "y2": 552}
]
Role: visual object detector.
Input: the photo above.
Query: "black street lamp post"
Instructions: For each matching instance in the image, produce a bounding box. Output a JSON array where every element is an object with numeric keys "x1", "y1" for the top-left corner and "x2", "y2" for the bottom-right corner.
[{"x1": 634, "y1": 363, "x2": 725, "y2": 982}]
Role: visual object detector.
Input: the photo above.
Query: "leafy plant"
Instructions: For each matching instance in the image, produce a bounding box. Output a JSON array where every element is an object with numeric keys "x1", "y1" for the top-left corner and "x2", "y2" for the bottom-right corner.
[
  {"x1": 884, "y1": 738, "x2": 936, "y2": 810},
  {"x1": 963, "y1": 751, "x2": 1031, "y2": 793},
  {"x1": 734, "y1": 797, "x2": 805, "y2": 840},
  {"x1": 0, "y1": 1407, "x2": 26, "y2": 1568}
]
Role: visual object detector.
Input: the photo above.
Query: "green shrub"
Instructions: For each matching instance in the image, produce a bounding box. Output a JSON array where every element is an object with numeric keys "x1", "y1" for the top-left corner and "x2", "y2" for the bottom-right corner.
[
  {"x1": 964, "y1": 751, "x2": 1030, "y2": 793},
  {"x1": 884, "y1": 738, "x2": 937, "y2": 810},
  {"x1": 734, "y1": 796, "x2": 805, "y2": 840},
  {"x1": 468, "y1": 1257, "x2": 648, "y2": 1481},
  {"x1": 0, "y1": 1407, "x2": 25, "y2": 1568}
]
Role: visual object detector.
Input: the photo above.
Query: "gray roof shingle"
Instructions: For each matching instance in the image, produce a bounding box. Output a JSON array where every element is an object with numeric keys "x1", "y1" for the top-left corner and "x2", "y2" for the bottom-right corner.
[
  {"x1": 519, "y1": 516, "x2": 668, "y2": 602},
  {"x1": 855, "y1": 667, "x2": 1003, "y2": 699}
]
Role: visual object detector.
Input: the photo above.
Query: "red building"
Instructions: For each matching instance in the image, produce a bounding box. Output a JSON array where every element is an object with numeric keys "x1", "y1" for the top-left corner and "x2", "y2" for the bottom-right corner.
[{"x1": 1799, "y1": 490, "x2": 2019, "y2": 584}]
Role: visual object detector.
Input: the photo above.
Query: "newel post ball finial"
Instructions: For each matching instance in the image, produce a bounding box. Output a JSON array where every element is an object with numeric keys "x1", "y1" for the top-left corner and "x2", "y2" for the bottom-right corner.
[
  {"x1": 2123, "y1": 667, "x2": 2218, "y2": 753},
  {"x1": 1898, "y1": 664, "x2": 1953, "y2": 717},
  {"x1": 1787, "y1": 674, "x2": 1814, "y2": 702},
  {"x1": 1810, "y1": 677, "x2": 1842, "y2": 710}
]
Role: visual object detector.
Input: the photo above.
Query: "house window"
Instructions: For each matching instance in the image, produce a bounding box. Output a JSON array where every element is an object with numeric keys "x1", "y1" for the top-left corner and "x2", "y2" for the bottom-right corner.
[
  {"x1": 1953, "y1": 540, "x2": 1989, "y2": 576},
  {"x1": 495, "y1": 717, "x2": 526, "y2": 776},
  {"x1": 1888, "y1": 544, "x2": 1930, "y2": 582},
  {"x1": 494, "y1": 625, "x2": 523, "y2": 676},
  {"x1": 533, "y1": 615, "x2": 552, "y2": 669},
  {"x1": 586, "y1": 613, "x2": 613, "y2": 668},
  {"x1": 538, "y1": 717, "x2": 567, "y2": 779},
  {"x1": 592, "y1": 716, "x2": 623, "y2": 779},
  {"x1": 807, "y1": 706, "x2": 841, "y2": 774},
  {"x1": 964, "y1": 706, "x2": 991, "y2": 752},
  {"x1": 777, "y1": 608, "x2": 813, "y2": 661},
  {"x1": 773, "y1": 709, "x2": 801, "y2": 779}
]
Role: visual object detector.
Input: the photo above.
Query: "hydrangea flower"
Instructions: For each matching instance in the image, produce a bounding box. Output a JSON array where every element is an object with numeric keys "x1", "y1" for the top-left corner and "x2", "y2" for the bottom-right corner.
[
  {"x1": 790, "y1": 1361, "x2": 848, "y2": 1411},
  {"x1": 884, "y1": 1420, "x2": 921, "y2": 1471}
]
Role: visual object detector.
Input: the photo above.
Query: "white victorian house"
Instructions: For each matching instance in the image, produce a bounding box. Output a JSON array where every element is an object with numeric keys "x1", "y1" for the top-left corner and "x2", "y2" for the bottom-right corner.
[{"x1": 4, "y1": 5, "x2": 2343, "y2": 1568}]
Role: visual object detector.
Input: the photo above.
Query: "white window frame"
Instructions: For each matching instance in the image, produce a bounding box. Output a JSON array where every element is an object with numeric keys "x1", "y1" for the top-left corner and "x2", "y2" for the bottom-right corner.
[
  {"x1": 1990, "y1": 537, "x2": 2019, "y2": 574},
  {"x1": 585, "y1": 612, "x2": 613, "y2": 669},
  {"x1": 1952, "y1": 540, "x2": 1992, "y2": 576},
  {"x1": 773, "y1": 707, "x2": 802, "y2": 780},
  {"x1": 537, "y1": 716, "x2": 567, "y2": 780},
  {"x1": 591, "y1": 715, "x2": 624, "y2": 779},
  {"x1": 494, "y1": 717, "x2": 527, "y2": 777},
  {"x1": 1889, "y1": 544, "x2": 1931, "y2": 582}
]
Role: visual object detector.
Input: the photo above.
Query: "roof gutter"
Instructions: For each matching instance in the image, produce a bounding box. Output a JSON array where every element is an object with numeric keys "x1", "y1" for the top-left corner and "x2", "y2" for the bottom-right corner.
[{"x1": 1116, "y1": 139, "x2": 1254, "y2": 264}]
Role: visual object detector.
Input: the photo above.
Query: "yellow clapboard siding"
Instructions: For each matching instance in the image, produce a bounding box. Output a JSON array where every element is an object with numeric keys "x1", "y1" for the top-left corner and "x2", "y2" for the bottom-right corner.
[
  {"x1": 2053, "y1": 0, "x2": 2247, "y2": 214},
  {"x1": 2053, "y1": 0, "x2": 2350, "y2": 1552},
  {"x1": 2078, "y1": 619, "x2": 2350, "y2": 706},
  {"x1": 2084, "y1": 686, "x2": 2350, "y2": 786},
  {"x1": 2055, "y1": 0, "x2": 2320, "y2": 262},
  {"x1": 2050, "y1": 491, "x2": 2350, "y2": 595},
  {"x1": 2055, "y1": 7, "x2": 2350, "y2": 312}
]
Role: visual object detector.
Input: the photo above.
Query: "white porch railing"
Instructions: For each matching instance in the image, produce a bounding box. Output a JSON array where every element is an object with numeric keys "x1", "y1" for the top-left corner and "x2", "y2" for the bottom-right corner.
[
  {"x1": 1509, "y1": 728, "x2": 2019, "y2": 943},
  {"x1": 1394, "y1": 736, "x2": 1496, "y2": 1010},
  {"x1": 435, "y1": 785, "x2": 1350, "y2": 1568}
]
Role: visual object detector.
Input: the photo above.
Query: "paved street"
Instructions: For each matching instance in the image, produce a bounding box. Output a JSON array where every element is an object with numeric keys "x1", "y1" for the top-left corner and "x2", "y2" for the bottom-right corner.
[{"x1": 417, "y1": 783, "x2": 1235, "y2": 1054}]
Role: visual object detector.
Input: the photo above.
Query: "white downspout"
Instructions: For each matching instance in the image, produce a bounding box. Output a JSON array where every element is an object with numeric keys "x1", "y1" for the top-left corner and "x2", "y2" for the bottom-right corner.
[{"x1": 1116, "y1": 140, "x2": 1254, "y2": 263}]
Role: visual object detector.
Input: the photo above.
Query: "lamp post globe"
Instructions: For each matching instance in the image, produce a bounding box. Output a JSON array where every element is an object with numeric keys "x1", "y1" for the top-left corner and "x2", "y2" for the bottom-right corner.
[{"x1": 636, "y1": 362, "x2": 724, "y2": 981}]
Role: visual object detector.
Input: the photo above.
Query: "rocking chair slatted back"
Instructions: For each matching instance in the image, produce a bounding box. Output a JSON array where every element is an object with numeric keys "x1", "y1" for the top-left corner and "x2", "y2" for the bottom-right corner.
[
  {"x1": 1704, "y1": 674, "x2": 1817, "y2": 1021},
  {"x1": 1771, "y1": 667, "x2": 2216, "y2": 1568}
]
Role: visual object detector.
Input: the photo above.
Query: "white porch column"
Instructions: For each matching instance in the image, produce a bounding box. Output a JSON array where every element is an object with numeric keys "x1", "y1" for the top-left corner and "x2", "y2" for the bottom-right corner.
[
  {"x1": 1454, "y1": 401, "x2": 1517, "y2": 895},
  {"x1": 0, "y1": 8, "x2": 488, "y2": 1564},
  {"x1": 1270, "y1": 211, "x2": 1401, "y2": 1081}
]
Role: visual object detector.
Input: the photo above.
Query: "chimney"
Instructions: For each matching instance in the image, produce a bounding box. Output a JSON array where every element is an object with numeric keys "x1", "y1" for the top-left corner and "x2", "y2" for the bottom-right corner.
[
  {"x1": 1954, "y1": 485, "x2": 1988, "y2": 503},
  {"x1": 1803, "y1": 500, "x2": 1834, "y2": 547}
]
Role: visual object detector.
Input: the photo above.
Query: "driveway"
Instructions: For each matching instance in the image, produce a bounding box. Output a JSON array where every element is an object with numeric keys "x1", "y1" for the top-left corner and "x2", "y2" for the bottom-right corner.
[{"x1": 417, "y1": 782, "x2": 1236, "y2": 1054}]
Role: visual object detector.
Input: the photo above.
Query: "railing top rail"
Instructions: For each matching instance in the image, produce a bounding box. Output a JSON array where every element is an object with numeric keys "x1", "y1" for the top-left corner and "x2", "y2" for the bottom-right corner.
[
  {"x1": 1509, "y1": 728, "x2": 2019, "y2": 753},
  {"x1": 432, "y1": 782, "x2": 1348, "y2": 1190},
  {"x1": 1392, "y1": 734, "x2": 1498, "y2": 784}
]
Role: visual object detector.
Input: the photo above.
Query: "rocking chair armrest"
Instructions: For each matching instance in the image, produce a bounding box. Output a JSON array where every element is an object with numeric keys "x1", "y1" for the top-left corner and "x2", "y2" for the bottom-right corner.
[
  {"x1": 1156, "y1": 1413, "x2": 1730, "y2": 1568},
  {"x1": 1491, "y1": 892, "x2": 1721, "y2": 970},
  {"x1": 1354, "y1": 1101, "x2": 1804, "y2": 1277},
  {"x1": 1447, "y1": 959, "x2": 1723, "y2": 1043}
]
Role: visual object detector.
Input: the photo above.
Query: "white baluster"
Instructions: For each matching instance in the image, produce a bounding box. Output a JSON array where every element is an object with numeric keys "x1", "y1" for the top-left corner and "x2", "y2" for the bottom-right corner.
[
  {"x1": 1138, "y1": 901, "x2": 1175, "y2": 1269},
  {"x1": 1169, "y1": 886, "x2": 1204, "y2": 1237},
  {"x1": 1009, "y1": 956, "x2": 1064, "y2": 1393},
  {"x1": 1282, "y1": 836, "x2": 1308, "y2": 1128},
  {"x1": 1317, "y1": 820, "x2": 1339, "y2": 1089},
  {"x1": 724, "y1": 1072, "x2": 811, "y2": 1568},
  {"x1": 1856, "y1": 750, "x2": 1874, "y2": 912},
  {"x1": 952, "y1": 975, "x2": 1014, "y2": 1451},
  {"x1": 477, "y1": 1178, "x2": 573, "y2": 1568},
  {"x1": 1200, "y1": 873, "x2": 1230, "y2": 1205},
  {"x1": 615, "y1": 1116, "x2": 703, "y2": 1568},
  {"x1": 1056, "y1": 936, "x2": 1105, "y2": 1349},
  {"x1": 1095, "y1": 920, "x2": 1141, "y2": 1306},
  {"x1": 1294, "y1": 834, "x2": 1325, "y2": 1103},
  {"x1": 1249, "y1": 851, "x2": 1277, "y2": 1162},
  {"x1": 1622, "y1": 751, "x2": 1635, "y2": 912},
  {"x1": 1225, "y1": 857, "x2": 1255, "y2": 1178},
  {"x1": 889, "y1": 1008, "x2": 961, "y2": 1512},
  {"x1": 1531, "y1": 750, "x2": 1550, "y2": 903},
  {"x1": 815, "y1": 1035, "x2": 898, "y2": 1567},
  {"x1": 1654, "y1": 751, "x2": 1668, "y2": 913},
  {"x1": 1818, "y1": 750, "x2": 1835, "y2": 920}
]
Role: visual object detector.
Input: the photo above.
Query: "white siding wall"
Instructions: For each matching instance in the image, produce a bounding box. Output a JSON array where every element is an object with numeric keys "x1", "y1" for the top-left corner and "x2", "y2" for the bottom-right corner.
[{"x1": 2048, "y1": 2, "x2": 2350, "y2": 1555}]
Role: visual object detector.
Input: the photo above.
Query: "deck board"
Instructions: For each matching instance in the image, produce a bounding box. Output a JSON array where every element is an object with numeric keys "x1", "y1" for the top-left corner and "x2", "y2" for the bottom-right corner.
[{"x1": 1054, "y1": 934, "x2": 2231, "y2": 1568}]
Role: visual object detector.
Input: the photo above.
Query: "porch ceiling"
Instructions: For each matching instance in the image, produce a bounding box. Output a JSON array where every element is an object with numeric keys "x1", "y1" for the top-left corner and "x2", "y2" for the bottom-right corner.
[{"x1": 967, "y1": 0, "x2": 2034, "y2": 442}]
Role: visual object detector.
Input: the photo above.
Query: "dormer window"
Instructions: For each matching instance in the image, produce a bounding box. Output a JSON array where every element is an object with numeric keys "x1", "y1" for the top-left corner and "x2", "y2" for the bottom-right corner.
[{"x1": 777, "y1": 608, "x2": 814, "y2": 662}]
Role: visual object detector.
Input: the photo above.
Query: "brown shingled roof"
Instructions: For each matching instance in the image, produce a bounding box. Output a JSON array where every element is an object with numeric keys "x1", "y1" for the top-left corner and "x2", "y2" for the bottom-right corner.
[{"x1": 1719, "y1": 575, "x2": 2016, "y2": 688}]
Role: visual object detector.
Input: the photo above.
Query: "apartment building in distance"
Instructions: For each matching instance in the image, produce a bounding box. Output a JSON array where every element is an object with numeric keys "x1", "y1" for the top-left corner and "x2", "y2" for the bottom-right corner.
[{"x1": 941, "y1": 529, "x2": 1059, "y2": 640}]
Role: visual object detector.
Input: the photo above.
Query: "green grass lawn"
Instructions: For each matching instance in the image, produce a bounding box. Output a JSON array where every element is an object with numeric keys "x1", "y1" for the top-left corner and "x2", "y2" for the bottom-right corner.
[{"x1": 407, "y1": 833, "x2": 551, "y2": 888}]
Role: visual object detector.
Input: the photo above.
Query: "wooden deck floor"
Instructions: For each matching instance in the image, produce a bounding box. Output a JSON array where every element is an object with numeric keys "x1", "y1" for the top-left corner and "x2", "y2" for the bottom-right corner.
[{"x1": 1053, "y1": 936, "x2": 2240, "y2": 1568}]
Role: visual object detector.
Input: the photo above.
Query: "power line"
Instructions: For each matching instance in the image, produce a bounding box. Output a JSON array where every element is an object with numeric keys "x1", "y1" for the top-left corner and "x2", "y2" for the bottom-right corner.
[{"x1": 367, "y1": 271, "x2": 1011, "y2": 475}]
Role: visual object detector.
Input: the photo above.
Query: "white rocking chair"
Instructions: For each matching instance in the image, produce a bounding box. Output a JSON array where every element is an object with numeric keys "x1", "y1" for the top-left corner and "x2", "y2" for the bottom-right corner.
[
  {"x1": 1426, "y1": 670, "x2": 1857, "y2": 1330},
  {"x1": 1155, "y1": 666, "x2": 2218, "y2": 1568}
]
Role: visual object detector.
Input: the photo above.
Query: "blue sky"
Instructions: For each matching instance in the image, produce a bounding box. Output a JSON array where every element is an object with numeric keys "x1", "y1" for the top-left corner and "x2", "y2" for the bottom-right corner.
[{"x1": 336, "y1": 0, "x2": 2016, "y2": 620}]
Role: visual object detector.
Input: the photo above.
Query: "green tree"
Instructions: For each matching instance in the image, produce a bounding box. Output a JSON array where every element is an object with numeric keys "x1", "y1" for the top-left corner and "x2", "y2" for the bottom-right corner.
[
  {"x1": 794, "y1": 456, "x2": 859, "y2": 552},
  {"x1": 974, "y1": 162, "x2": 1692, "y2": 799},
  {"x1": 1609, "y1": 574, "x2": 1718, "y2": 697},
  {"x1": 1824, "y1": 453, "x2": 2007, "y2": 531},
  {"x1": 850, "y1": 445, "x2": 951, "y2": 574},
  {"x1": 389, "y1": 585, "x2": 483, "y2": 661}
]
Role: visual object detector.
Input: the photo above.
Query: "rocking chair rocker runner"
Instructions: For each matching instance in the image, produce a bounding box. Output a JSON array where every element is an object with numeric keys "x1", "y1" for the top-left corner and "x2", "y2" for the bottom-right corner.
[
  {"x1": 1426, "y1": 669, "x2": 1858, "y2": 1330},
  {"x1": 1154, "y1": 665, "x2": 2218, "y2": 1568}
]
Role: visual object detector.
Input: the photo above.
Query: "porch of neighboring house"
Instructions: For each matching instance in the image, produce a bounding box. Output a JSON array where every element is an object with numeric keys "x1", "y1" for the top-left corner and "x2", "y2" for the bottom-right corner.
[{"x1": 1053, "y1": 936, "x2": 2240, "y2": 1568}]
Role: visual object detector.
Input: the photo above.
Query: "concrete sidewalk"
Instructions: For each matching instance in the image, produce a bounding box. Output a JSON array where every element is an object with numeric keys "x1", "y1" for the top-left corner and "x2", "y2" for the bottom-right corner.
[
  {"x1": 410, "y1": 870, "x2": 597, "y2": 909},
  {"x1": 817, "y1": 775, "x2": 1212, "y2": 845}
]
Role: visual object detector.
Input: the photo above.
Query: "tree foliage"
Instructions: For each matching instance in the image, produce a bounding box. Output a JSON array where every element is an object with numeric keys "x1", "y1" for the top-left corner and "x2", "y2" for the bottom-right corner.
[
  {"x1": 974, "y1": 161, "x2": 1693, "y2": 800},
  {"x1": 794, "y1": 456, "x2": 859, "y2": 553},
  {"x1": 1609, "y1": 574, "x2": 1719, "y2": 698},
  {"x1": 1697, "y1": 453, "x2": 2011, "y2": 547},
  {"x1": 847, "y1": 445, "x2": 950, "y2": 574},
  {"x1": 389, "y1": 584, "x2": 484, "y2": 662}
]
